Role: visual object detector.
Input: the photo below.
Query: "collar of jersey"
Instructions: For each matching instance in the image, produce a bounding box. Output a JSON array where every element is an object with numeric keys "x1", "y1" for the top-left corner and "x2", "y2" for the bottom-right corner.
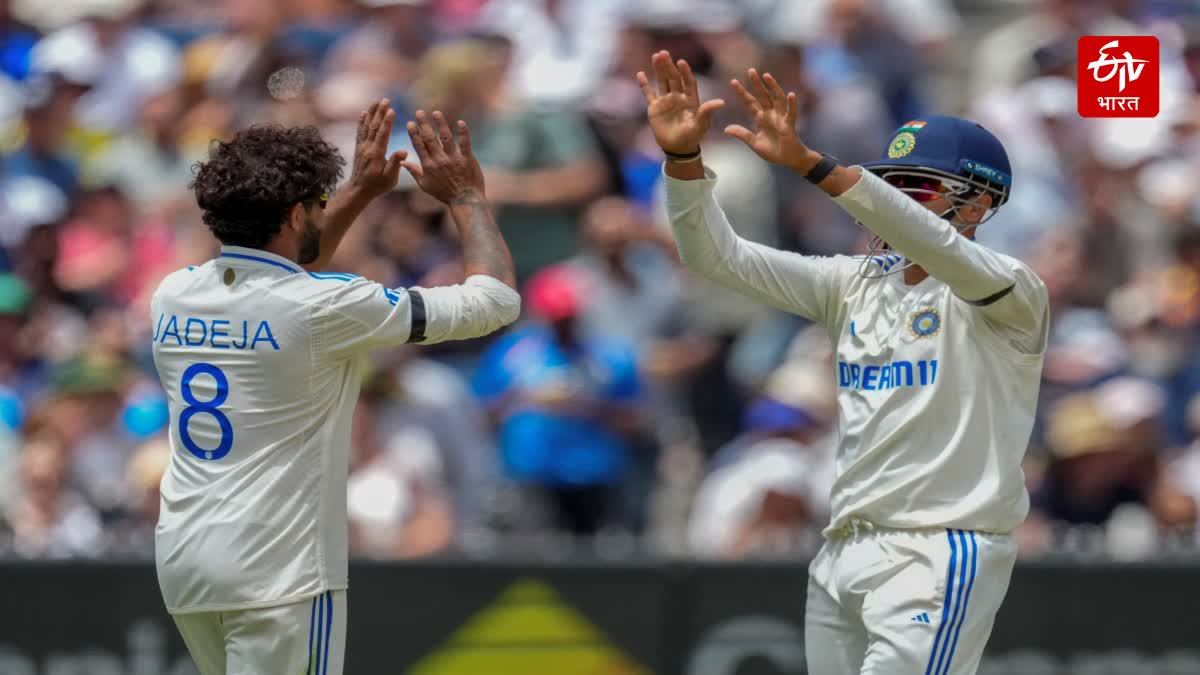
[{"x1": 217, "y1": 246, "x2": 303, "y2": 274}]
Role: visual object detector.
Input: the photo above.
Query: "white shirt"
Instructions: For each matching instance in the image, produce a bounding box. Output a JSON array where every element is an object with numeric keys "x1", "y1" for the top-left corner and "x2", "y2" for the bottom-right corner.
[
  {"x1": 665, "y1": 168, "x2": 1049, "y2": 536},
  {"x1": 688, "y1": 436, "x2": 836, "y2": 558},
  {"x1": 151, "y1": 246, "x2": 519, "y2": 613},
  {"x1": 476, "y1": 0, "x2": 621, "y2": 104}
]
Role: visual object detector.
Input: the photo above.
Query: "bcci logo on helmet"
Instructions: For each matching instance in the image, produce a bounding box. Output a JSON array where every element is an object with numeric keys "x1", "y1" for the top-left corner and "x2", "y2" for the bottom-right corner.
[
  {"x1": 1077, "y1": 36, "x2": 1159, "y2": 118},
  {"x1": 887, "y1": 132, "x2": 917, "y2": 159}
]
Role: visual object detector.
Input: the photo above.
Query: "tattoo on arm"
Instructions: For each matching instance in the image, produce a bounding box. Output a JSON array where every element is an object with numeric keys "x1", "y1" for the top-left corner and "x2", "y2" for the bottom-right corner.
[{"x1": 451, "y1": 190, "x2": 516, "y2": 288}]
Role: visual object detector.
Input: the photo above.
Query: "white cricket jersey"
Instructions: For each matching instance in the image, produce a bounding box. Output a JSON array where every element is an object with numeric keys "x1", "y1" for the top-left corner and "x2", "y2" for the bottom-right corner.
[
  {"x1": 150, "y1": 246, "x2": 519, "y2": 614},
  {"x1": 665, "y1": 168, "x2": 1049, "y2": 536}
]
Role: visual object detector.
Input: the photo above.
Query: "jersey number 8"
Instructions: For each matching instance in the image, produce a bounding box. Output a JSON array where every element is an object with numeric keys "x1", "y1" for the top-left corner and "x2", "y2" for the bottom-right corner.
[{"x1": 179, "y1": 363, "x2": 234, "y2": 461}]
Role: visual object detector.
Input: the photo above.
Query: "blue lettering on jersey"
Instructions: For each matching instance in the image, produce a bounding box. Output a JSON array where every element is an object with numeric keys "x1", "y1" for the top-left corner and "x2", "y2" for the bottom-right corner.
[
  {"x1": 210, "y1": 320, "x2": 231, "y2": 349},
  {"x1": 250, "y1": 321, "x2": 279, "y2": 350},
  {"x1": 232, "y1": 321, "x2": 249, "y2": 349},
  {"x1": 863, "y1": 365, "x2": 880, "y2": 390},
  {"x1": 153, "y1": 314, "x2": 280, "y2": 351},
  {"x1": 838, "y1": 359, "x2": 937, "y2": 391},
  {"x1": 184, "y1": 318, "x2": 207, "y2": 346},
  {"x1": 161, "y1": 315, "x2": 181, "y2": 345}
]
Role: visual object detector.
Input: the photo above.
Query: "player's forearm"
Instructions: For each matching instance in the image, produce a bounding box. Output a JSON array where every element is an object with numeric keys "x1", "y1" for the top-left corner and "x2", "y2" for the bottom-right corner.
[
  {"x1": 303, "y1": 187, "x2": 373, "y2": 272},
  {"x1": 830, "y1": 168, "x2": 1015, "y2": 299},
  {"x1": 449, "y1": 190, "x2": 517, "y2": 290}
]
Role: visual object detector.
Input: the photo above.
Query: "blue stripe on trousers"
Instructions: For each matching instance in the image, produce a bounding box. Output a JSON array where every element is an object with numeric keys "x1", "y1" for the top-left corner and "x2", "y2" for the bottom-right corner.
[
  {"x1": 925, "y1": 529, "x2": 959, "y2": 675},
  {"x1": 941, "y1": 531, "x2": 979, "y2": 675},
  {"x1": 322, "y1": 592, "x2": 333, "y2": 675},
  {"x1": 935, "y1": 530, "x2": 971, "y2": 674},
  {"x1": 314, "y1": 593, "x2": 325, "y2": 675},
  {"x1": 306, "y1": 597, "x2": 317, "y2": 675}
]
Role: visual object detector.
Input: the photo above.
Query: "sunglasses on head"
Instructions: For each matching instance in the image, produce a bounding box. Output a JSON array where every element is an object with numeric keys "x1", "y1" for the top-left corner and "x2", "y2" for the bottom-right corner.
[{"x1": 306, "y1": 193, "x2": 329, "y2": 210}]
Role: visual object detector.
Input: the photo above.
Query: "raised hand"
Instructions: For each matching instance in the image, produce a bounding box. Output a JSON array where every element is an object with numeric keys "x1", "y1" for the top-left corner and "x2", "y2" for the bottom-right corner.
[
  {"x1": 403, "y1": 110, "x2": 486, "y2": 204},
  {"x1": 346, "y1": 99, "x2": 407, "y2": 199},
  {"x1": 636, "y1": 51, "x2": 726, "y2": 155},
  {"x1": 725, "y1": 69, "x2": 815, "y2": 172}
]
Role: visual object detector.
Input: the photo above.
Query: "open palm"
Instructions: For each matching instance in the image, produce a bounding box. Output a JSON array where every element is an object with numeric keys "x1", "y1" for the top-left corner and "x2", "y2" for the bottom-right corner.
[
  {"x1": 637, "y1": 51, "x2": 725, "y2": 155},
  {"x1": 725, "y1": 69, "x2": 812, "y2": 172}
]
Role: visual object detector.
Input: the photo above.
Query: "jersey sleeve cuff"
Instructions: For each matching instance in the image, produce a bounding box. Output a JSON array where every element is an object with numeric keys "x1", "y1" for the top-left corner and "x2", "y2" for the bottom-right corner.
[{"x1": 663, "y1": 165, "x2": 719, "y2": 212}]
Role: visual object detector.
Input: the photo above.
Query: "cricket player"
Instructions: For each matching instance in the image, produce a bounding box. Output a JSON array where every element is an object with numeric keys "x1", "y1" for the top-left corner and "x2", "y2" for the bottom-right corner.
[
  {"x1": 150, "y1": 102, "x2": 520, "y2": 675},
  {"x1": 638, "y1": 51, "x2": 1048, "y2": 674}
]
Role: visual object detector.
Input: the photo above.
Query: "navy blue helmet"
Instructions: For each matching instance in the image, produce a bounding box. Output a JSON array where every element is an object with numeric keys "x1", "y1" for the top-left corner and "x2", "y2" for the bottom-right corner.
[{"x1": 857, "y1": 116, "x2": 1013, "y2": 278}]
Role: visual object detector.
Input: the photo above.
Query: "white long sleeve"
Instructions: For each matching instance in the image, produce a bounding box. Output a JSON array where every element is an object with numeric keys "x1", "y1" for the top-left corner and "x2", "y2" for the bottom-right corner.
[
  {"x1": 413, "y1": 275, "x2": 522, "y2": 344},
  {"x1": 832, "y1": 168, "x2": 1048, "y2": 350},
  {"x1": 664, "y1": 167, "x2": 854, "y2": 327}
]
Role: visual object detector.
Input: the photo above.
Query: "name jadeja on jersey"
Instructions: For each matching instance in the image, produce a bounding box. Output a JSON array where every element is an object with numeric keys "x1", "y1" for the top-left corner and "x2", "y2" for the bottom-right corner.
[{"x1": 152, "y1": 313, "x2": 280, "y2": 351}]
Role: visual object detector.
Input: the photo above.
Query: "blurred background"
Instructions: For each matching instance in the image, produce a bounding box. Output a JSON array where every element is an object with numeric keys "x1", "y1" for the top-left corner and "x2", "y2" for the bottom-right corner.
[{"x1": 3, "y1": 0, "x2": 1200, "y2": 672}]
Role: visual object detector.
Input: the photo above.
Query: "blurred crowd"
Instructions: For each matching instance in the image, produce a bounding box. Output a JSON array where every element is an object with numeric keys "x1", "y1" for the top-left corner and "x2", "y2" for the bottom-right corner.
[{"x1": 2, "y1": 0, "x2": 1200, "y2": 563}]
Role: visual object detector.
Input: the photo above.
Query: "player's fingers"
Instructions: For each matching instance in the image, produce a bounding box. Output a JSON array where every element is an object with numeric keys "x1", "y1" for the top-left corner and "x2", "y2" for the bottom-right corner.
[
  {"x1": 762, "y1": 73, "x2": 787, "y2": 107},
  {"x1": 724, "y1": 124, "x2": 755, "y2": 145},
  {"x1": 414, "y1": 109, "x2": 444, "y2": 159},
  {"x1": 652, "y1": 51, "x2": 675, "y2": 96},
  {"x1": 785, "y1": 91, "x2": 799, "y2": 129},
  {"x1": 748, "y1": 69, "x2": 773, "y2": 110},
  {"x1": 406, "y1": 120, "x2": 432, "y2": 163},
  {"x1": 635, "y1": 71, "x2": 655, "y2": 105},
  {"x1": 730, "y1": 79, "x2": 761, "y2": 114},
  {"x1": 697, "y1": 98, "x2": 726, "y2": 123},
  {"x1": 366, "y1": 99, "x2": 384, "y2": 141},
  {"x1": 375, "y1": 108, "x2": 396, "y2": 147},
  {"x1": 664, "y1": 55, "x2": 686, "y2": 94},
  {"x1": 384, "y1": 150, "x2": 405, "y2": 177},
  {"x1": 678, "y1": 59, "x2": 698, "y2": 100},
  {"x1": 432, "y1": 111, "x2": 456, "y2": 155},
  {"x1": 456, "y1": 120, "x2": 474, "y2": 156},
  {"x1": 400, "y1": 160, "x2": 424, "y2": 178},
  {"x1": 356, "y1": 109, "x2": 368, "y2": 142}
]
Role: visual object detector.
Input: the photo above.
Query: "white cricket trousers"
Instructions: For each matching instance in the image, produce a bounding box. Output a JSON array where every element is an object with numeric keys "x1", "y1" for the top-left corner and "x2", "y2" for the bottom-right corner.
[
  {"x1": 805, "y1": 523, "x2": 1016, "y2": 675},
  {"x1": 172, "y1": 590, "x2": 347, "y2": 675}
]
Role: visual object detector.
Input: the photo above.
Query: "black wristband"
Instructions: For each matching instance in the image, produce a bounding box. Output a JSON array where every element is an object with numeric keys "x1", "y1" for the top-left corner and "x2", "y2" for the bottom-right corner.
[
  {"x1": 804, "y1": 153, "x2": 839, "y2": 185},
  {"x1": 663, "y1": 147, "x2": 702, "y2": 161}
]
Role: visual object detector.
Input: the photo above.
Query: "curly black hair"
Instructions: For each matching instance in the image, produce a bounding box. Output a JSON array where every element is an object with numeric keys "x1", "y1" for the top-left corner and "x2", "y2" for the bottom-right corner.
[{"x1": 190, "y1": 125, "x2": 344, "y2": 249}]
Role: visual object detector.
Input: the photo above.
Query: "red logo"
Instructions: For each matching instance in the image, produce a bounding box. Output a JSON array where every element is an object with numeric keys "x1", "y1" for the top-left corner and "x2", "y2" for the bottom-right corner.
[{"x1": 1077, "y1": 36, "x2": 1159, "y2": 118}]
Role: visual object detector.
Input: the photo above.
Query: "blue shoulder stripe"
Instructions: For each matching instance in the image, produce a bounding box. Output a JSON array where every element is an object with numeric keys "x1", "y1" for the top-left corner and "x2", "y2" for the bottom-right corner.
[{"x1": 308, "y1": 272, "x2": 360, "y2": 281}]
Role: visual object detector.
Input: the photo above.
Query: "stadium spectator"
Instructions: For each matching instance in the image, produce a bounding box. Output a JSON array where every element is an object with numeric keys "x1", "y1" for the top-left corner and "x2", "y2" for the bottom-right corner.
[
  {"x1": 2, "y1": 65, "x2": 91, "y2": 196},
  {"x1": 475, "y1": 0, "x2": 623, "y2": 105},
  {"x1": 104, "y1": 436, "x2": 169, "y2": 555},
  {"x1": 410, "y1": 36, "x2": 609, "y2": 281},
  {"x1": 323, "y1": 0, "x2": 438, "y2": 102},
  {"x1": 0, "y1": 0, "x2": 1198, "y2": 562},
  {"x1": 688, "y1": 360, "x2": 837, "y2": 559},
  {"x1": 472, "y1": 264, "x2": 648, "y2": 535},
  {"x1": 1021, "y1": 379, "x2": 1173, "y2": 554},
  {"x1": 346, "y1": 381, "x2": 457, "y2": 559},
  {"x1": 2, "y1": 432, "x2": 103, "y2": 558},
  {"x1": 27, "y1": 0, "x2": 180, "y2": 140}
]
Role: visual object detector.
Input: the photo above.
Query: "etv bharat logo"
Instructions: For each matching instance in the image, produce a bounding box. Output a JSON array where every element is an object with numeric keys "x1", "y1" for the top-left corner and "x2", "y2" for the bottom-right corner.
[
  {"x1": 1088, "y1": 40, "x2": 1148, "y2": 93},
  {"x1": 1078, "y1": 35, "x2": 1159, "y2": 118}
]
